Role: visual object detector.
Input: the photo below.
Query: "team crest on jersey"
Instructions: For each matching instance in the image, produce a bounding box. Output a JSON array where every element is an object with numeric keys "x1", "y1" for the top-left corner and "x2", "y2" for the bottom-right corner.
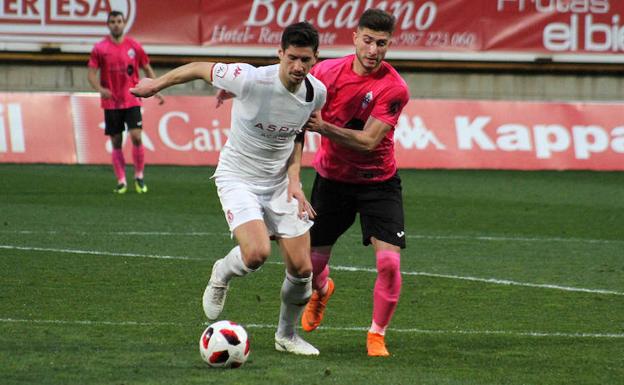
[
  {"x1": 361, "y1": 91, "x2": 373, "y2": 109},
  {"x1": 226, "y1": 209, "x2": 234, "y2": 224},
  {"x1": 127, "y1": 48, "x2": 136, "y2": 59},
  {"x1": 214, "y1": 63, "x2": 228, "y2": 78}
]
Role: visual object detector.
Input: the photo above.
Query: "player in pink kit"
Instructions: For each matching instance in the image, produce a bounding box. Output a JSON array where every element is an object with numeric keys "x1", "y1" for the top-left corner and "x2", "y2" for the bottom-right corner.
[
  {"x1": 301, "y1": 9, "x2": 410, "y2": 357},
  {"x1": 87, "y1": 10, "x2": 163, "y2": 194}
]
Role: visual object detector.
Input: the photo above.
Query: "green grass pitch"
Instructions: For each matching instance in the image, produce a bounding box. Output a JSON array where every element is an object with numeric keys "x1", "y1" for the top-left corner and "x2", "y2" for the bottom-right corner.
[{"x1": 0, "y1": 164, "x2": 623, "y2": 385}]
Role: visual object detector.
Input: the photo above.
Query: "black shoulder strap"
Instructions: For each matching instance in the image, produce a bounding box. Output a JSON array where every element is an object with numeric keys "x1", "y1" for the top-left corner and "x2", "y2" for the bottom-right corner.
[{"x1": 304, "y1": 76, "x2": 314, "y2": 102}]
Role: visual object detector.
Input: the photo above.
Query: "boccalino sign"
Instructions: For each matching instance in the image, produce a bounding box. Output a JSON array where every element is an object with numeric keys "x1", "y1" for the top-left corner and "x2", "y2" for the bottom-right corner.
[{"x1": 2, "y1": 0, "x2": 624, "y2": 61}]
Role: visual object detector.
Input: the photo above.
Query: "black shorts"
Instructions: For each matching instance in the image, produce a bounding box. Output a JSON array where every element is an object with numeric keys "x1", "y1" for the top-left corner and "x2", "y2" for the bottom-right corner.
[
  {"x1": 309, "y1": 173, "x2": 406, "y2": 249},
  {"x1": 104, "y1": 106, "x2": 142, "y2": 135}
]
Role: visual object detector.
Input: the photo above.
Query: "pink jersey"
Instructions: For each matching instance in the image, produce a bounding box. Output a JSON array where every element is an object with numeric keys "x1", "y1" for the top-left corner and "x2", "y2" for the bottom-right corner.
[
  {"x1": 88, "y1": 36, "x2": 149, "y2": 110},
  {"x1": 310, "y1": 55, "x2": 409, "y2": 183}
]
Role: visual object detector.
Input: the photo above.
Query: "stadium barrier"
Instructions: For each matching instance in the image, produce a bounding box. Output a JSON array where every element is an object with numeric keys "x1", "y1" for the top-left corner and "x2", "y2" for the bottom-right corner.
[{"x1": 1, "y1": 92, "x2": 623, "y2": 170}]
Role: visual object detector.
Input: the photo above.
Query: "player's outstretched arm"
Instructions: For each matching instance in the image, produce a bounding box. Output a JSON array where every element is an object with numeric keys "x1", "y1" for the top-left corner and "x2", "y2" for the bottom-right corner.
[
  {"x1": 305, "y1": 111, "x2": 390, "y2": 152},
  {"x1": 130, "y1": 62, "x2": 215, "y2": 98},
  {"x1": 141, "y1": 63, "x2": 165, "y2": 105}
]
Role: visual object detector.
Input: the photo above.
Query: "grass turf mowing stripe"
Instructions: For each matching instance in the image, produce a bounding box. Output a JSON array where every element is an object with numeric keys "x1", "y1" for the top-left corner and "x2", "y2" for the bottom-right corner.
[
  {"x1": 2, "y1": 243, "x2": 623, "y2": 297},
  {"x1": 2, "y1": 229, "x2": 623, "y2": 245},
  {"x1": 1, "y1": 318, "x2": 622, "y2": 339}
]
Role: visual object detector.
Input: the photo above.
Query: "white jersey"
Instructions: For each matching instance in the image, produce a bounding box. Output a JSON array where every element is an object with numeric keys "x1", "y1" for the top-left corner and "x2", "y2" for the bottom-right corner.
[{"x1": 211, "y1": 63, "x2": 326, "y2": 191}]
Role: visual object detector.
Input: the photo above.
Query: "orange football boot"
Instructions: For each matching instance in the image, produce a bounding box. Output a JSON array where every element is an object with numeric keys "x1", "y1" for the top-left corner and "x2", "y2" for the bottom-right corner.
[
  {"x1": 367, "y1": 332, "x2": 390, "y2": 357},
  {"x1": 301, "y1": 278, "x2": 335, "y2": 332}
]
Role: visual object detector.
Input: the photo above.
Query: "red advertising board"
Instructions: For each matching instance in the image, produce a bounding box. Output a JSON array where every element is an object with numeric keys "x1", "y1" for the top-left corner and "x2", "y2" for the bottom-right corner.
[
  {"x1": 1, "y1": 1, "x2": 624, "y2": 61},
  {"x1": 0, "y1": 93, "x2": 76, "y2": 164},
  {"x1": 71, "y1": 93, "x2": 231, "y2": 165},
  {"x1": 394, "y1": 99, "x2": 624, "y2": 170},
  {"x1": 482, "y1": 0, "x2": 624, "y2": 56},
  {"x1": 1, "y1": 92, "x2": 623, "y2": 170},
  {"x1": 198, "y1": 0, "x2": 482, "y2": 52}
]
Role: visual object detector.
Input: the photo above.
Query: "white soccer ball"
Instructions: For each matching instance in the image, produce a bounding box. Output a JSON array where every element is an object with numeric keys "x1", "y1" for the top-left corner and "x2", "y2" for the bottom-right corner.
[{"x1": 199, "y1": 320, "x2": 250, "y2": 368}]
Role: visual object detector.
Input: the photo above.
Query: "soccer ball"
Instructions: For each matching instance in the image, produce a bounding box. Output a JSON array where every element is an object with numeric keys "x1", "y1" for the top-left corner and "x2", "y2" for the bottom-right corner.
[{"x1": 199, "y1": 320, "x2": 250, "y2": 368}]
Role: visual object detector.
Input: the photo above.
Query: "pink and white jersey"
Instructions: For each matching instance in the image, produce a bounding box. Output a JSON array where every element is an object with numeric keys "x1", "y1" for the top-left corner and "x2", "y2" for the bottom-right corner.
[
  {"x1": 88, "y1": 36, "x2": 149, "y2": 110},
  {"x1": 310, "y1": 55, "x2": 409, "y2": 183},
  {"x1": 211, "y1": 63, "x2": 326, "y2": 191}
]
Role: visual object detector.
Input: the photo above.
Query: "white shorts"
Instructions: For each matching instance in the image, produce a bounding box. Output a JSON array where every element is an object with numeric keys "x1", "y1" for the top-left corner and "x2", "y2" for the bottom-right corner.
[{"x1": 215, "y1": 178, "x2": 313, "y2": 239}]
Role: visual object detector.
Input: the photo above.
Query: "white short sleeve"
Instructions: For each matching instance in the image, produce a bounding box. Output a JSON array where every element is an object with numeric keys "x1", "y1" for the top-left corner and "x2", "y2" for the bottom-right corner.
[{"x1": 211, "y1": 63, "x2": 255, "y2": 99}]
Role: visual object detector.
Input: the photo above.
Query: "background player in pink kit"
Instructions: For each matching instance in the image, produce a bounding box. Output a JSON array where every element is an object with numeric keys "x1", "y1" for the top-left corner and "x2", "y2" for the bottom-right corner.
[
  {"x1": 87, "y1": 10, "x2": 163, "y2": 194},
  {"x1": 301, "y1": 9, "x2": 410, "y2": 357}
]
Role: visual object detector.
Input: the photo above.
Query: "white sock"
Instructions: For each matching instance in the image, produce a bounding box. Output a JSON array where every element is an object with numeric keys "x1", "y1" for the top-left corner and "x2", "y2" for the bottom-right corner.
[
  {"x1": 276, "y1": 271, "x2": 312, "y2": 338},
  {"x1": 212, "y1": 246, "x2": 255, "y2": 284}
]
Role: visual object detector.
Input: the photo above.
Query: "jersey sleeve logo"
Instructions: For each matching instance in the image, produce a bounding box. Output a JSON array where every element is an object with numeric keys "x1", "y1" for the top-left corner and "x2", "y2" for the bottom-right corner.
[
  {"x1": 213, "y1": 63, "x2": 228, "y2": 78},
  {"x1": 233, "y1": 65, "x2": 242, "y2": 79}
]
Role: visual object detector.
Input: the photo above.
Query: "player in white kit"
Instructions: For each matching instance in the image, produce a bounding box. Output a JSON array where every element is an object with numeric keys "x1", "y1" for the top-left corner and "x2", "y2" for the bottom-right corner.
[{"x1": 130, "y1": 22, "x2": 327, "y2": 355}]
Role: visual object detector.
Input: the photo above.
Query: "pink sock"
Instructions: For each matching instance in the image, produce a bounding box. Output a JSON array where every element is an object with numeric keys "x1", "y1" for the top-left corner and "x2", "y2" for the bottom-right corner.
[
  {"x1": 371, "y1": 250, "x2": 402, "y2": 334},
  {"x1": 132, "y1": 144, "x2": 145, "y2": 179},
  {"x1": 310, "y1": 249, "x2": 331, "y2": 292},
  {"x1": 112, "y1": 148, "x2": 126, "y2": 184}
]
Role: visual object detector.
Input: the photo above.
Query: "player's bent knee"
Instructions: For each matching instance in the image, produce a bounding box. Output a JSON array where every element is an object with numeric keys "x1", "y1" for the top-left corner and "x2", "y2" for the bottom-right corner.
[
  {"x1": 289, "y1": 266, "x2": 312, "y2": 278},
  {"x1": 376, "y1": 251, "x2": 401, "y2": 279},
  {"x1": 241, "y1": 245, "x2": 271, "y2": 270}
]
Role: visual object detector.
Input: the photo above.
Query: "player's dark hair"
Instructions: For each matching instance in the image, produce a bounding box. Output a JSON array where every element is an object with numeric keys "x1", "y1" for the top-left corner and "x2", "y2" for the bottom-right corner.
[
  {"x1": 358, "y1": 8, "x2": 396, "y2": 34},
  {"x1": 281, "y1": 22, "x2": 319, "y2": 52},
  {"x1": 107, "y1": 11, "x2": 125, "y2": 23}
]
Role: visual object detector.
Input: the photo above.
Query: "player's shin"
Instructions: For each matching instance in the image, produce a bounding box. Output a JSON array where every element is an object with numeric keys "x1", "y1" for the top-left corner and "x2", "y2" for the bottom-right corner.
[
  {"x1": 310, "y1": 249, "x2": 331, "y2": 293},
  {"x1": 213, "y1": 246, "x2": 256, "y2": 284},
  {"x1": 371, "y1": 250, "x2": 401, "y2": 334},
  {"x1": 132, "y1": 143, "x2": 145, "y2": 179},
  {"x1": 112, "y1": 148, "x2": 126, "y2": 184},
  {"x1": 203, "y1": 246, "x2": 257, "y2": 320},
  {"x1": 277, "y1": 271, "x2": 312, "y2": 338}
]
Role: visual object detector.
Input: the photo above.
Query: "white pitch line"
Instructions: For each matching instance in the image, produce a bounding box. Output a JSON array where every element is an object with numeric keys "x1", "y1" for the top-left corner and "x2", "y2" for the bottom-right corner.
[
  {"x1": 2, "y1": 230, "x2": 623, "y2": 245},
  {"x1": 0, "y1": 245, "x2": 200, "y2": 261},
  {"x1": 1, "y1": 318, "x2": 622, "y2": 339},
  {"x1": 0, "y1": 230, "x2": 227, "y2": 236},
  {"x1": 407, "y1": 234, "x2": 624, "y2": 245},
  {"x1": 0, "y1": 245, "x2": 621, "y2": 296},
  {"x1": 0, "y1": 318, "x2": 179, "y2": 327},
  {"x1": 249, "y1": 324, "x2": 624, "y2": 339},
  {"x1": 1, "y1": 244, "x2": 623, "y2": 297},
  {"x1": 326, "y1": 265, "x2": 624, "y2": 296}
]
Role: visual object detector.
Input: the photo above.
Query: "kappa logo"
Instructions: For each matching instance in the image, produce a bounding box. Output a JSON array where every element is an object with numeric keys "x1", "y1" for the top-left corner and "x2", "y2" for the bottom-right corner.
[
  {"x1": 361, "y1": 91, "x2": 373, "y2": 109},
  {"x1": 214, "y1": 63, "x2": 228, "y2": 78},
  {"x1": 396, "y1": 231, "x2": 405, "y2": 238},
  {"x1": 233, "y1": 65, "x2": 242, "y2": 79}
]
